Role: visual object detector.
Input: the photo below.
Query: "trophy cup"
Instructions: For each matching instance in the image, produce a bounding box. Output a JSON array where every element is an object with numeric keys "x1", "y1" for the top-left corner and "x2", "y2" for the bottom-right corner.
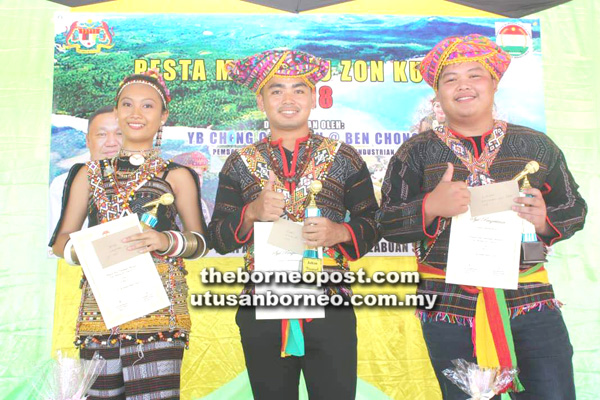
[
  {"x1": 512, "y1": 161, "x2": 547, "y2": 264},
  {"x1": 302, "y1": 181, "x2": 323, "y2": 274},
  {"x1": 140, "y1": 193, "x2": 174, "y2": 229}
]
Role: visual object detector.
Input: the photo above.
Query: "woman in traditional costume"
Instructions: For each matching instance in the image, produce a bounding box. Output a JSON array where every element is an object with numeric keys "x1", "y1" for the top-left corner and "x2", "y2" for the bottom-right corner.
[{"x1": 50, "y1": 69, "x2": 208, "y2": 399}]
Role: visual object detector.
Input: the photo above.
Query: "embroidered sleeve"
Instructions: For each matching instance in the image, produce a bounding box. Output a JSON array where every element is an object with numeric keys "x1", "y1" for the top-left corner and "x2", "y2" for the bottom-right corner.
[
  {"x1": 208, "y1": 155, "x2": 252, "y2": 254},
  {"x1": 336, "y1": 160, "x2": 380, "y2": 260},
  {"x1": 376, "y1": 142, "x2": 439, "y2": 243},
  {"x1": 539, "y1": 148, "x2": 587, "y2": 245}
]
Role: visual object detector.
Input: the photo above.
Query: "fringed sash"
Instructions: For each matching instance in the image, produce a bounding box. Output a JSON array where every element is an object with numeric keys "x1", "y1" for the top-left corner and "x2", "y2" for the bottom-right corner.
[{"x1": 419, "y1": 263, "x2": 550, "y2": 394}]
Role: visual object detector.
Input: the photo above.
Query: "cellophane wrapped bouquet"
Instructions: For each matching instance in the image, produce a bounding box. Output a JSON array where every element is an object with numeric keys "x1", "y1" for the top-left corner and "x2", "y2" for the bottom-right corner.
[
  {"x1": 442, "y1": 359, "x2": 519, "y2": 400},
  {"x1": 34, "y1": 351, "x2": 106, "y2": 400}
]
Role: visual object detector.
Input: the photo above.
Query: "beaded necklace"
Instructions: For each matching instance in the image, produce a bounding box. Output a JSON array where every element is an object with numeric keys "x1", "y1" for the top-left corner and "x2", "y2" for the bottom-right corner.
[
  {"x1": 104, "y1": 154, "x2": 168, "y2": 211},
  {"x1": 118, "y1": 147, "x2": 161, "y2": 167},
  {"x1": 265, "y1": 134, "x2": 313, "y2": 192},
  {"x1": 89, "y1": 155, "x2": 169, "y2": 222},
  {"x1": 433, "y1": 120, "x2": 507, "y2": 187}
]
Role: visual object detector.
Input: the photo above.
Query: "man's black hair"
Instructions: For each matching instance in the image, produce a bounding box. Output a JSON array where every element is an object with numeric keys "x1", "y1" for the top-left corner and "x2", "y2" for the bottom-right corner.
[{"x1": 87, "y1": 105, "x2": 115, "y2": 133}]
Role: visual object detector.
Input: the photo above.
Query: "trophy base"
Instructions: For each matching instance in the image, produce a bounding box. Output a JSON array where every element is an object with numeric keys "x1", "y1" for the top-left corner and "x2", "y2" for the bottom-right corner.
[
  {"x1": 520, "y1": 241, "x2": 547, "y2": 264},
  {"x1": 302, "y1": 258, "x2": 323, "y2": 274}
]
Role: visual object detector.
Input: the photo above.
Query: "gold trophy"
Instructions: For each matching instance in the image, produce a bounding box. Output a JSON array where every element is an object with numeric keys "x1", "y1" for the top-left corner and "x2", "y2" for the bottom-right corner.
[
  {"x1": 302, "y1": 181, "x2": 323, "y2": 274},
  {"x1": 512, "y1": 161, "x2": 547, "y2": 264},
  {"x1": 140, "y1": 193, "x2": 175, "y2": 229},
  {"x1": 512, "y1": 161, "x2": 539, "y2": 191}
]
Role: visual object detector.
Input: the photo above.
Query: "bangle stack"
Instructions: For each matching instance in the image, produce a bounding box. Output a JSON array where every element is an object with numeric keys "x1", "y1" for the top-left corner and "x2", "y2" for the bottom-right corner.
[
  {"x1": 64, "y1": 239, "x2": 80, "y2": 266},
  {"x1": 156, "y1": 230, "x2": 208, "y2": 259}
]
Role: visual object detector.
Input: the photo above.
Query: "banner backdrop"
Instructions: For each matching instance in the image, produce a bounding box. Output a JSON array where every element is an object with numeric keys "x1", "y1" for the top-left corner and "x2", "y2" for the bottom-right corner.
[
  {"x1": 47, "y1": 13, "x2": 549, "y2": 399},
  {"x1": 49, "y1": 14, "x2": 544, "y2": 258}
]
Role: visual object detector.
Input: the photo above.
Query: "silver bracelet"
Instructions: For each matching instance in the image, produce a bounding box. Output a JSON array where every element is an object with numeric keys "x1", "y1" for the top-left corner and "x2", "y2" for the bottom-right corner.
[
  {"x1": 156, "y1": 231, "x2": 175, "y2": 256},
  {"x1": 191, "y1": 231, "x2": 208, "y2": 259},
  {"x1": 63, "y1": 239, "x2": 79, "y2": 266}
]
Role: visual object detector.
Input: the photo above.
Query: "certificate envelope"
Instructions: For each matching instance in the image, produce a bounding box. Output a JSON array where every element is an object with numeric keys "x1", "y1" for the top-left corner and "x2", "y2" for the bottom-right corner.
[
  {"x1": 70, "y1": 214, "x2": 170, "y2": 329},
  {"x1": 445, "y1": 209, "x2": 522, "y2": 290},
  {"x1": 267, "y1": 219, "x2": 305, "y2": 255},
  {"x1": 254, "y1": 222, "x2": 325, "y2": 320},
  {"x1": 468, "y1": 180, "x2": 519, "y2": 217}
]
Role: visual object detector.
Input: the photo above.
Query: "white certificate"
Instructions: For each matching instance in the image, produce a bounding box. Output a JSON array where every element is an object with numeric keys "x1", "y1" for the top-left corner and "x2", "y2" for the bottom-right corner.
[
  {"x1": 253, "y1": 222, "x2": 325, "y2": 320},
  {"x1": 446, "y1": 209, "x2": 523, "y2": 290},
  {"x1": 70, "y1": 214, "x2": 170, "y2": 329}
]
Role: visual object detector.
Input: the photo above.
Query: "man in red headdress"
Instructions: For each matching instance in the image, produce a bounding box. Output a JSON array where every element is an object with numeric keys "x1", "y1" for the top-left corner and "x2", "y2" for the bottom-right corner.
[
  {"x1": 378, "y1": 34, "x2": 586, "y2": 399},
  {"x1": 209, "y1": 49, "x2": 379, "y2": 399}
]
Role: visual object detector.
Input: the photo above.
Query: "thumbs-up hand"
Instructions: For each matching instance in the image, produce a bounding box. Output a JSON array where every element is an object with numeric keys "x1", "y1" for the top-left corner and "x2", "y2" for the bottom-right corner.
[
  {"x1": 247, "y1": 171, "x2": 286, "y2": 222},
  {"x1": 424, "y1": 163, "x2": 470, "y2": 224},
  {"x1": 264, "y1": 170, "x2": 276, "y2": 191},
  {"x1": 440, "y1": 162, "x2": 454, "y2": 182}
]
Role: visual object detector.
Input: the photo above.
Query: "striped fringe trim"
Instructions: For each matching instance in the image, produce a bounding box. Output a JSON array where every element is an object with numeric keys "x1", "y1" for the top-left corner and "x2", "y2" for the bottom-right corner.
[
  {"x1": 508, "y1": 298, "x2": 563, "y2": 319},
  {"x1": 416, "y1": 299, "x2": 563, "y2": 327},
  {"x1": 415, "y1": 310, "x2": 474, "y2": 327}
]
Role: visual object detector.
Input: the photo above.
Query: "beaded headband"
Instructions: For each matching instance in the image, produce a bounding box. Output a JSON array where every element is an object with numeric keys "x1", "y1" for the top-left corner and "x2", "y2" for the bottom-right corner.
[{"x1": 116, "y1": 69, "x2": 171, "y2": 108}]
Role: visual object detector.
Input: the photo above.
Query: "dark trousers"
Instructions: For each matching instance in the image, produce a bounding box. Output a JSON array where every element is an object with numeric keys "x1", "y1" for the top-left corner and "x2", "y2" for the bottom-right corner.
[
  {"x1": 421, "y1": 308, "x2": 575, "y2": 400},
  {"x1": 236, "y1": 304, "x2": 357, "y2": 400}
]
